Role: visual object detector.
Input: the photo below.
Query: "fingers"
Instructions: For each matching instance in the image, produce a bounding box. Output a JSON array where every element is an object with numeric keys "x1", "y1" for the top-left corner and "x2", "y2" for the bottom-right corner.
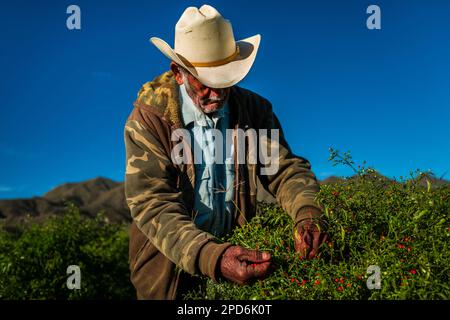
[
  {"x1": 302, "y1": 230, "x2": 312, "y2": 258},
  {"x1": 295, "y1": 240, "x2": 309, "y2": 259},
  {"x1": 246, "y1": 261, "x2": 271, "y2": 278},
  {"x1": 294, "y1": 222, "x2": 330, "y2": 259},
  {"x1": 297, "y1": 244, "x2": 308, "y2": 259},
  {"x1": 303, "y1": 230, "x2": 312, "y2": 247},
  {"x1": 238, "y1": 248, "x2": 271, "y2": 263},
  {"x1": 293, "y1": 225, "x2": 308, "y2": 257},
  {"x1": 220, "y1": 246, "x2": 272, "y2": 285},
  {"x1": 309, "y1": 231, "x2": 329, "y2": 259},
  {"x1": 309, "y1": 231, "x2": 322, "y2": 259},
  {"x1": 308, "y1": 247, "x2": 318, "y2": 259}
]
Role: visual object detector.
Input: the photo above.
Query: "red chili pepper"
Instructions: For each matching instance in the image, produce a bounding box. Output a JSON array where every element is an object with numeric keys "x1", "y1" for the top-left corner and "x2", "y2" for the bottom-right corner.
[
  {"x1": 337, "y1": 286, "x2": 343, "y2": 292},
  {"x1": 410, "y1": 270, "x2": 417, "y2": 275},
  {"x1": 291, "y1": 278, "x2": 295, "y2": 283},
  {"x1": 335, "y1": 278, "x2": 339, "y2": 282},
  {"x1": 314, "y1": 280, "x2": 320, "y2": 285}
]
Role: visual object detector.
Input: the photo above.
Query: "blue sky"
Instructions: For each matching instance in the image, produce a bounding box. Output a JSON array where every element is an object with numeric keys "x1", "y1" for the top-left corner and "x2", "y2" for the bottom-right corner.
[{"x1": 1, "y1": 0, "x2": 449, "y2": 199}]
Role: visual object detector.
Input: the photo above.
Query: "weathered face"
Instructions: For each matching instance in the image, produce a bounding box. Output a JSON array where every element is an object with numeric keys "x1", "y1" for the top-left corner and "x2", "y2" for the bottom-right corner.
[{"x1": 171, "y1": 62, "x2": 231, "y2": 114}]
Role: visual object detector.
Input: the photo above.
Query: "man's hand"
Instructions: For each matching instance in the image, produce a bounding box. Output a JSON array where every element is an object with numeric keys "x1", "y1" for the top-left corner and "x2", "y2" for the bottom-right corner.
[
  {"x1": 294, "y1": 220, "x2": 329, "y2": 259},
  {"x1": 219, "y1": 246, "x2": 271, "y2": 285}
]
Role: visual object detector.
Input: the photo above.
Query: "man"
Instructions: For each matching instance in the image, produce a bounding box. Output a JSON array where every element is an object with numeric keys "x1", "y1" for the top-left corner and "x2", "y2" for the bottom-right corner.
[{"x1": 124, "y1": 4, "x2": 328, "y2": 299}]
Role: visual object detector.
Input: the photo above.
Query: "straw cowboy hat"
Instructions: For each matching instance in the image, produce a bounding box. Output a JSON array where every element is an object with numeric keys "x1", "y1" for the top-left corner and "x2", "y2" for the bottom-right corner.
[{"x1": 150, "y1": 4, "x2": 261, "y2": 88}]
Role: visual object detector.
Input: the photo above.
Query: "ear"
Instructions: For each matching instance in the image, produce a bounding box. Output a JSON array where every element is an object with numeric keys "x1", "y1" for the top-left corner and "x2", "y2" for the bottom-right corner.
[{"x1": 170, "y1": 62, "x2": 184, "y2": 85}]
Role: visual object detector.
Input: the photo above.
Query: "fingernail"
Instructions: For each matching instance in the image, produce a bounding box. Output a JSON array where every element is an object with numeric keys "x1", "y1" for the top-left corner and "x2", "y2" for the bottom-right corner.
[{"x1": 262, "y1": 252, "x2": 270, "y2": 259}]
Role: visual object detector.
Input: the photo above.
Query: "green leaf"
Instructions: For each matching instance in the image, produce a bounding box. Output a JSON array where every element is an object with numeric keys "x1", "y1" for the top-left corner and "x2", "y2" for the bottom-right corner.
[
  {"x1": 413, "y1": 209, "x2": 428, "y2": 220},
  {"x1": 426, "y1": 179, "x2": 432, "y2": 193}
]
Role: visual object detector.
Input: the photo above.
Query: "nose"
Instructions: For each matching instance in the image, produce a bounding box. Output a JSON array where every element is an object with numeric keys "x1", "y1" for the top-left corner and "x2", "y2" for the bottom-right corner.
[
  {"x1": 206, "y1": 86, "x2": 227, "y2": 100},
  {"x1": 209, "y1": 89, "x2": 221, "y2": 98}
]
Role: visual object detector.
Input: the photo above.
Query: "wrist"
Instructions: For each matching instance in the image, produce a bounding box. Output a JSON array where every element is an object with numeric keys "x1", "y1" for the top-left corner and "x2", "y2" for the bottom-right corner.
[{"x1": 198, "y1": 241, "x2": 232, "y2": 282}]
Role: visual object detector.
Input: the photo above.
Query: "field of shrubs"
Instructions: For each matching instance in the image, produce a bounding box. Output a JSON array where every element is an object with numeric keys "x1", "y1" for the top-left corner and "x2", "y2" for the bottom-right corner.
[
  {"x1": 186, "y1": 176, "x2": 449, "y2": 299},
  {"x1": 1, "y1": 150, "x2": 448, "y2": 299},
  {"x1": 0, "y1": 203, "x2": 134, "y2": 299}
]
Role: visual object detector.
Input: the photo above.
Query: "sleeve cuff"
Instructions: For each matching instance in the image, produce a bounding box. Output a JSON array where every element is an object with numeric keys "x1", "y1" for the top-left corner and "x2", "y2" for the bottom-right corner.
[
  {"x1": 198, "y1": 241, "x2": 233, "y2": 282},
  {"x1": 294, "y1": 205, "x2": 323, "y2": 227}
]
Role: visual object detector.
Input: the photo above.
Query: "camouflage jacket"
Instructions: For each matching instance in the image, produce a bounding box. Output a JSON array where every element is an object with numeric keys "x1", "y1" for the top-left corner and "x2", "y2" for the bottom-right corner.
[{"x1": 124, "y1": 71, "x2": 323, "y2": 299}]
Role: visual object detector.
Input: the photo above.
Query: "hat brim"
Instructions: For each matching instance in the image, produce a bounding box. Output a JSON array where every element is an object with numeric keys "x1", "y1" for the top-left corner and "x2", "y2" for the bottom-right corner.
[{"x1": 150, "y1": 34, "x2": 261, "y2": 88}]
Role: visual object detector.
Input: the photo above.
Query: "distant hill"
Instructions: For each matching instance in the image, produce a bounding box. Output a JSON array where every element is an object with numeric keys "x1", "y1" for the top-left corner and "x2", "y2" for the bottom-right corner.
[
  {"x1": 319, "y1": 171, "x2": 449, "y2": 188},
  {"x1": 0, "y1": 173, "x2": 448, "y2": 226},
  {"x1": 319, "y1": 176, "x2": 346, "y2": 185},
  {"x1": 0, "y1": 177, "x2": 130, "y2": 226},
  {"x1": 415, "y1": 173, "x2": 450, "y2": 188}
]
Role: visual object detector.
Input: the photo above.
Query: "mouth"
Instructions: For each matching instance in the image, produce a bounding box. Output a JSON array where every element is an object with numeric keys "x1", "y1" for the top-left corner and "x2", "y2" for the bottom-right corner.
[{"x1": 203, "y1": 101, "x2": 222, "y2": 110}]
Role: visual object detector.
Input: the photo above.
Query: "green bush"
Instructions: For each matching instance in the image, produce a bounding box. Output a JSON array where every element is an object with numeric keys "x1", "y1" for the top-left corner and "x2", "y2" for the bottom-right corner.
[
  {"x1": 185, "y1": 151, "x2": 450, "y2": 300},
  {"x1": 1, "y1": 149, "x2": 448, "y2": 300},
  {"x1": 0, "y1": 203, "x2": 135, "y2": 300}
]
